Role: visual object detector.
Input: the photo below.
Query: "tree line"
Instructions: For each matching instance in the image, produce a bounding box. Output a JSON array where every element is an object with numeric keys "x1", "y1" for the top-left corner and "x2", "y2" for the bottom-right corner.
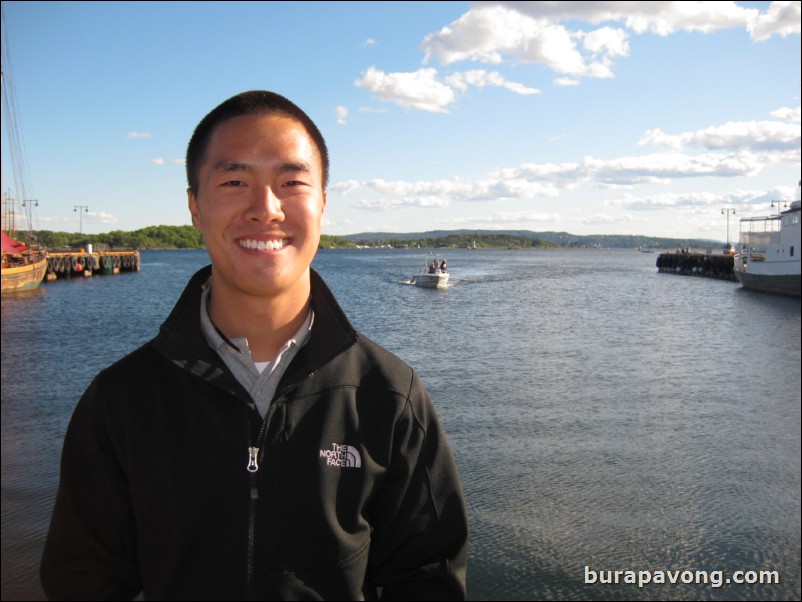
[
  {"x1": 31, "y1": 225, "x2": 205, "y2": 250},
  {"x1": 29, "y1": 225, "x2": 356, "y2": 250},
  {"x1": 28, "y1": 226, "x2": 565, "y2": 251},
  {"x1": 351, "y1": 233, "x2": 559, "y2": 249},
  {"x1": 28, "y1": 226, "x2": 714, "y2": 252}
]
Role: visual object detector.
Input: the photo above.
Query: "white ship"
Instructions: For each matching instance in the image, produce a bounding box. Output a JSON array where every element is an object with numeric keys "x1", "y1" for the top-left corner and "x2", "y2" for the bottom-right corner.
[{"x1": 734, "y1": 183, "x2": 801, "y2": 297}]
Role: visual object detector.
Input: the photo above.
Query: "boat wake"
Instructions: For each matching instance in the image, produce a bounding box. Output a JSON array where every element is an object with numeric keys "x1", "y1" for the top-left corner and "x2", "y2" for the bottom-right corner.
[{"x1": 398, "y1": 278, "x2": 456, "y2": 288}]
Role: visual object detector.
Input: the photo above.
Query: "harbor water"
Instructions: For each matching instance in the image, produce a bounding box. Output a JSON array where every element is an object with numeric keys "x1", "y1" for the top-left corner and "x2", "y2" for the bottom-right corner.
[{"x1": 2, "y1": 248, "x2": 800, "y2": 600}]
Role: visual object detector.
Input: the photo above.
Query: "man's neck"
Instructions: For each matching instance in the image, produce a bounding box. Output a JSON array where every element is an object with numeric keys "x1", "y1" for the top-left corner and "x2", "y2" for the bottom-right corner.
[{"x1": 207, "y1": 277, "x2": 312, "y2": 363}]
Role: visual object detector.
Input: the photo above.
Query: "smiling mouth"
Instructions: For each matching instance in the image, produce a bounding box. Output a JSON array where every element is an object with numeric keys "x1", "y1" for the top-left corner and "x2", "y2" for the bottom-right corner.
[{"x1": 238, "y1": 238, "x2": 289, "y2": 251}]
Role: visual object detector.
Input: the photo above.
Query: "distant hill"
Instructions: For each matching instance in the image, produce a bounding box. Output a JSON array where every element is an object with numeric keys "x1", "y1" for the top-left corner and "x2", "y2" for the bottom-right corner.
[
  {"x1": 29, "y1": 226, "x2": 721, "y2": 251},
  {"x1": 343, "y1": 229, "x2": 722, "y2": 250},
  {"x1": 30, "y1": 227, "x2": 356, "y2": 250}
]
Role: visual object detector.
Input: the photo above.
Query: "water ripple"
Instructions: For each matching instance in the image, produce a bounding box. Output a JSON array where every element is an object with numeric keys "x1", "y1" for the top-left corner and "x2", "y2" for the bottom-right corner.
[{"x1": 3, "y1": 249, "x2": 799, "y2": 600}]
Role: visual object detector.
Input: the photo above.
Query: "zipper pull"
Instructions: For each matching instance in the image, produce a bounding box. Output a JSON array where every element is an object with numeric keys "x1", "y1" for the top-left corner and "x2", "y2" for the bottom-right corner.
[{"x1": 247, "y1": 446, "x2": 259, "y2": 473}]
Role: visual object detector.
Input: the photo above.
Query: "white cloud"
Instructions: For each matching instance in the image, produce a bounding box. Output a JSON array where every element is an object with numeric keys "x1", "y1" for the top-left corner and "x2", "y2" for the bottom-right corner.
[
  {"x1": 355, "y1": 67, "x2": 456, "y2": 113},
  {"x1": 361, "y1": 38, "x2": 377, "y2": 47},
  {"x1": 436, "y1": 210, "x2": 561, "y2": 228},
  {"x1": 333, "y1": 149, "x2": 775, "y2": 213},
  {"x1": 89, "y1": 211, "x2": 119, "y2": 225},
  {"x1": 332, "y1": 180, "x2": 363, "y2": 195},
  {"x1": 150, "y1": 158, "x2": 165, "y2": 165},
  {"x1": 416, "y1": 1, "x2": 794, "y2": 89},
  {"x1": 771, "y1": 105, "x2": 802, "y2": 123},
  {"x1": 355, "y1": 66, "x2": 540, "y2": 112},
  {"x1": 473, "y1": 1, "x2": 760, "y2": 37},
  {"x1": 554, "y1": 77, "x2": 580, "y2": 87},
  {"x1": 336, "y1": 175, "x2": 560, "y2": 208},
  {"x1": 639, "y1": 117, "x2": 802, "y2": 153},
  {"x1": 585, "y1": 152, "x2": 763, "y2": 185},
  {"x1": 445, "y1": 70, "x2": 541, "y2": 95},
  {"x1": 336, "y1": 105, "x2": 349, "y2": 125},
  {"x1": 490, "y1": 162, "x2": 587, "y2": 186},
  {"x1": 422, "y1": 6, "x2": 606, "y2": 77},
  {"x1": 748, "y1": 0, "x2": 802, "y2": 41},
  {"x1": 604, "y1": 186, "x2": 799, "y2": 212},
  {"x1": 484, "y1": 210, "x2": 561, "y2": 224},
  {"x1": 333, "y1": 105, "x2": 800, "y2": 212},
  {"x1": 582, "y1": 26, "x2": 629, "y2": 56},
  {"x1": 71, "y1": 211, "x2": 119, "y2": 225},
  {"x1": 353, "y1": 196, "x2": 451, "y2": 211},
  {"x1": 40, "y1": 212, "x2": 118, "y2": 226},
  {"x1": 128, "y1": 131, "x2": 152, "y2": 140},
  {"x1": 501, "y1": 151, "x2": 769, "y2": 186},
  {"x1": 323, "y1": 216, "x2": 356, "y2": 230},
  {"x1": 579, "y1": 212, "x2": 641, "y2": 226},
  {"x1": 171, "y1": 158, "x2": 185, "y2": 165}
]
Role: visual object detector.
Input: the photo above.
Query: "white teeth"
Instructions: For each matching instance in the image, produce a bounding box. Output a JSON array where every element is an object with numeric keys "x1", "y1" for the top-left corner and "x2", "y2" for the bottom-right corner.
[{"x1": 239, "y1": 238, "x2": 287, "y2": 251}]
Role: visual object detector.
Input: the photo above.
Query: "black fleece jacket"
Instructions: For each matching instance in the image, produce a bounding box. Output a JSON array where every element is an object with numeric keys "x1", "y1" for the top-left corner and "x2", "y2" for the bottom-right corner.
[{"x1": 41, "y1": 266, "x2": 468, "y2": 601}]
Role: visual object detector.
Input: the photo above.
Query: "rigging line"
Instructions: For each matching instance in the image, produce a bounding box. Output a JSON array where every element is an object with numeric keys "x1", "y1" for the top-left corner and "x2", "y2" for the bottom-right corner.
[{"x1": 1, "y1": 5, "x2": 37, "y2": 240}]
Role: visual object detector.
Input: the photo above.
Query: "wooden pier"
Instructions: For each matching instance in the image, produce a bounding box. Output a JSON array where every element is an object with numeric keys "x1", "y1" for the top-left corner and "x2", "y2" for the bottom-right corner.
[
  {"x1": 656, "y1": 252, "x2": 736, "y2": 281},
  {"x1": 44, "y1": 250, "x2": 140, "y2": 281}
]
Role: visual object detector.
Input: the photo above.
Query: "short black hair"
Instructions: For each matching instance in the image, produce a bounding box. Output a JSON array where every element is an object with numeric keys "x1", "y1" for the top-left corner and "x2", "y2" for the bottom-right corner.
[{"x1": 186, "y1": 90, "x2": 329, "y2": 193}]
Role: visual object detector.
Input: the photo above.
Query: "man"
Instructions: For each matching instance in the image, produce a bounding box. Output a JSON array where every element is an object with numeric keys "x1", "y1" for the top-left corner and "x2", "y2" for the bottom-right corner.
[{"x1": 41, "y1": 91, "x2": 468, "y2": 600}]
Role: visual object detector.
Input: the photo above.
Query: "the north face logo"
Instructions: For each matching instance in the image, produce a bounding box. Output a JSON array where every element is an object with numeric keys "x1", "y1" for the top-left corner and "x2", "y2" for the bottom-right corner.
[{"x1": 320, "y1": 443, "x2": 362, "y2": 468}]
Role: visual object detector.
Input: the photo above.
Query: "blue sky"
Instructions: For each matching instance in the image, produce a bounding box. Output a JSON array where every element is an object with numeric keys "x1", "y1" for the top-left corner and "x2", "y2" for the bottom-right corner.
[{"x1": 2, "y1": 1, "x2": 800, "y2": 240}]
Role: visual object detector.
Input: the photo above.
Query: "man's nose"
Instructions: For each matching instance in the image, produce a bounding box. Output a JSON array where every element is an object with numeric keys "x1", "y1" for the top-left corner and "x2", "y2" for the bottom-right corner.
[{"x1": 247, "y1": 186, "x2": 285, "y2": 223}]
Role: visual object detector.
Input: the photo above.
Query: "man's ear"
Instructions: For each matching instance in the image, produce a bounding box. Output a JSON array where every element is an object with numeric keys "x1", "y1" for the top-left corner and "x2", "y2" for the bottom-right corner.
[{"x1": 188, "y1": 189, "x2": 202, "y2": 231}]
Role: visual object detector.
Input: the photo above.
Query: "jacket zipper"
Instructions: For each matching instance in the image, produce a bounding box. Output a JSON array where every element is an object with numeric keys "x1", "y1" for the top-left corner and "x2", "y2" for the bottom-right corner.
[
  {"x1": 245, "y1": 404, "x2": 273, "y2": 601},
  {"x1": 243, "y1": 340, "x2": 356, "y2": 599}
]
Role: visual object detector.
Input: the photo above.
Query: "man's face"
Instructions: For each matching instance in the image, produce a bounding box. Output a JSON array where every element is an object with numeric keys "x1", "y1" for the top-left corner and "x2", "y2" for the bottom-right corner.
[{"x1": 188, "y1": 114, "x2": 327, "y2": 302}]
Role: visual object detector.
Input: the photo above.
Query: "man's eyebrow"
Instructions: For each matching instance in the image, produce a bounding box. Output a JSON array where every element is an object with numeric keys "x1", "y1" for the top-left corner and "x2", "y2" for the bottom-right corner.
[
  {"x1": 277, "y1": 160, "x2": 312, "y2": 174},
  {"x1": 212, "y1": 161, "x2": 255, "y2": 173},
  {"x1": 211, "y1": 160, "x2": 312, "y2": 174}
]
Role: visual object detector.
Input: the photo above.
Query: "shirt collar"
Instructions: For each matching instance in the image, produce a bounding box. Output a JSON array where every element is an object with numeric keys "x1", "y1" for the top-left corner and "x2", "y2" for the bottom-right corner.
[{"x1": 199, "y1": 279, "x2": 314, "y2": 358}]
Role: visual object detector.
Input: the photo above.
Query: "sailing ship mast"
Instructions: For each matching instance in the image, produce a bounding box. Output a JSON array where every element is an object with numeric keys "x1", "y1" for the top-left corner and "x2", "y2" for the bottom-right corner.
[
  {"x1": 2, "y1": 4, "x2": 38, "y2": 245},
  {"x1": 1, "y1": 6, "x2": 48, "y2": 293}
]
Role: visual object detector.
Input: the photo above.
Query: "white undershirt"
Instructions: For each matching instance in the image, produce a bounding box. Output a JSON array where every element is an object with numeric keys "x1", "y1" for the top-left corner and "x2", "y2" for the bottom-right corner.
[{"x1": 199, "y1": 281, "x2": 314, "y2": 416}]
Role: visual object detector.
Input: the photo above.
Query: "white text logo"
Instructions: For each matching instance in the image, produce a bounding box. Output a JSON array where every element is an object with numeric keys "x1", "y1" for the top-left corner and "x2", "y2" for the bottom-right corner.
[{"x1": 320, "y1": 443, "x2": 362, "y2": 468}]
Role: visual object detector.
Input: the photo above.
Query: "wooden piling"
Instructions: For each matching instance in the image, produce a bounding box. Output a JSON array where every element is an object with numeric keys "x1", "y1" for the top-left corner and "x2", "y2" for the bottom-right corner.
[
  {"x1": 656, "y1": 252, "x2": 737, "y2": 281},
  {"x1": 45, "y1": 251, "x2": 140, "y2": 280}
]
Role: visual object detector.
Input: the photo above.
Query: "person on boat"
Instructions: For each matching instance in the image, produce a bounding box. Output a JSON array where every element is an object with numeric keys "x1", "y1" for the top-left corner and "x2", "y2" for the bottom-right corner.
[
  {"x1": 440, "y1": 259, "x2": 447, "y2": 272},
  {"x1": 430, "y1": 259, "x2": 437, "y2": 273},
  {"x1": 40, "y1": 90, "x2": 468, "y2": 601}
]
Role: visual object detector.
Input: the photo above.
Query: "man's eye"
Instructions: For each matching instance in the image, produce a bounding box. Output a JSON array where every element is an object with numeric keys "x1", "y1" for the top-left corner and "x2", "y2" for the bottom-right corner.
[{"x1": 222, "y1": 180, "x2": 246, "y2": 187}]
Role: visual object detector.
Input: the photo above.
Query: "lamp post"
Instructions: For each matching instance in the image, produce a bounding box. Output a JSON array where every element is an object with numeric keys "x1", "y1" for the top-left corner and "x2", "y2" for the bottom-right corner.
[
  {"x1": 21, "y1": 198, "x2": 38, "y2": 233},
  {"x1": 721, "y1": 208, "x2": 735, "y2": 251},
  {"x1": 74, "y1": 205, "x2": 89, "y2": 234}
]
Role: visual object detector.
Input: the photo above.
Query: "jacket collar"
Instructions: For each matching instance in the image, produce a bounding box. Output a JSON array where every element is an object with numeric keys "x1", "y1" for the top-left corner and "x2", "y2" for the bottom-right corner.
[{"x1": 152, "y1": 265, "x2": 358, "y2": 396}]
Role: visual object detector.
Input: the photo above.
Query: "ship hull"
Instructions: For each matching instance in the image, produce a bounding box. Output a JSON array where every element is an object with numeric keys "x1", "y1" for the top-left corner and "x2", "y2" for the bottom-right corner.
[
  {"x1": 1, "y1": 256, "x2": 48, "y2": 293},
  {"x1": 734, "y1": 270, "x2": 801, "y2": 298}
]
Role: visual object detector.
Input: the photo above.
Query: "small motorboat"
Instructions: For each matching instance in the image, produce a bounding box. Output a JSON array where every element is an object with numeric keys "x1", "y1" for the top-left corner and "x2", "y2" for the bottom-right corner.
[{"x1": 410, "y1": 256, "x2": 449, "y2": 288}]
